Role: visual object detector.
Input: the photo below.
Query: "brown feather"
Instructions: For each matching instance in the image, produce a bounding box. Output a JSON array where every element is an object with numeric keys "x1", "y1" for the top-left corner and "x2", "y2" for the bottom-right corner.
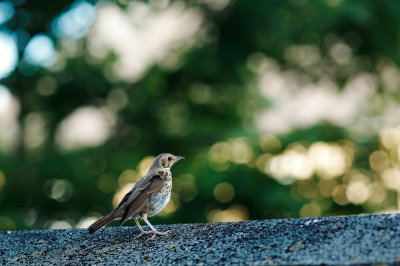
[
  {"x1": 88, "y1": 213, "x2": 118, "y2": 234},
  {"x1": 119, "y1": 193, "x2": 149, "y2": 226},
  {"x1": 119, "y1": 173, "x2": 166, "y2": 225},
  {"x1": 113, "y1": 172, "x2": 155, "y2": 211}
]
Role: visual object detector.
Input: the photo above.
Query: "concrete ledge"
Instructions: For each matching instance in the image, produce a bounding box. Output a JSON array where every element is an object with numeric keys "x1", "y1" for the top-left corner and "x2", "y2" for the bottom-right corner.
[{"x1": 1, "y1": 213, "x2": 400, "y2": 264}]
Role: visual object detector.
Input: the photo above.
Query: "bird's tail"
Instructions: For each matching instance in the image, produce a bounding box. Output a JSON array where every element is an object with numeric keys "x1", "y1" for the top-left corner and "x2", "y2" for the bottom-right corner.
[{"x1": 88, "y1": 213, "x2": 117, "y2": 234}]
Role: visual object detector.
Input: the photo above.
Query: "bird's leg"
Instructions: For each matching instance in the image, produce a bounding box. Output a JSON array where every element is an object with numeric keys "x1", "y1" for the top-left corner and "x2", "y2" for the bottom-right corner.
[
  {"x1": 141, "y1": 213, "x2": 171, "y2": 240},
  {"x1": 134, "y1": 218, "x2": 152, "y2": 239}
]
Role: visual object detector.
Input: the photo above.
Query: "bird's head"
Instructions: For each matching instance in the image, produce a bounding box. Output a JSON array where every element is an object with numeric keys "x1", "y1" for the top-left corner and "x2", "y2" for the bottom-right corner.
[{"x1": 150, "y1": 153, "x2": 185, "y2": 170}]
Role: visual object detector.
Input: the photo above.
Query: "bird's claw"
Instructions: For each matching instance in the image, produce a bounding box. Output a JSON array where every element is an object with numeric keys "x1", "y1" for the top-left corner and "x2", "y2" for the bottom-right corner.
[
  {"x1": 148, "y1": 230, "x2": 171, "y2": 240},
  {"x1": 136, "y1": 230, "x2": 152, "y2": 239}
]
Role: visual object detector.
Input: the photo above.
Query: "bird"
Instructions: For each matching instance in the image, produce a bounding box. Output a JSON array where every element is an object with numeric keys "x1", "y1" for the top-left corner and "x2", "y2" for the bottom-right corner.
[{"x1": 88, "y1": 153, "x2": 184, "y2": 239}]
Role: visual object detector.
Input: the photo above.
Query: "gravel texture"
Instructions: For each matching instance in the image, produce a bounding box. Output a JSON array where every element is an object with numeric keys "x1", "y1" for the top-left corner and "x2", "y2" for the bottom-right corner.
[{"x1": 1, "y1": 213, "x2": 400, "y2": 265}]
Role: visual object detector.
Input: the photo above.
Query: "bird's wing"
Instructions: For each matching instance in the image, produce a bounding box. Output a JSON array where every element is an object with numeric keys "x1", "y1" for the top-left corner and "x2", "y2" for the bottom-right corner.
[
  {"x1": 112, "y1": 181, "x2": 144, "y2": 214},
  {"x1": 118, "y1": 170, "x2": 167, "y2": 225},
  {"x1": 112, "y1": 171, "x2": 157, "y2": 213}
]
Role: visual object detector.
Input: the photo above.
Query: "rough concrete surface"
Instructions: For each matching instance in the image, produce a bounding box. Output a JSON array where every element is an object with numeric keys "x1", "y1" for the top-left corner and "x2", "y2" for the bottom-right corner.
[{"x1": 1, "y1": 213, "x2": 400, "y2": 265}]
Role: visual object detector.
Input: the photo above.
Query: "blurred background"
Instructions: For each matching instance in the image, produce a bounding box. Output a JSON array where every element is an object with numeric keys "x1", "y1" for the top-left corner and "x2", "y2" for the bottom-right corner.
[{"x1": 1, "y1": 0, "x2": 400, "y2": 231}]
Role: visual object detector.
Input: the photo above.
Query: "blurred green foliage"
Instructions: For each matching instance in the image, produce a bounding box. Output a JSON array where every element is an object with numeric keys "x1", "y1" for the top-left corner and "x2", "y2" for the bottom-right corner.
[{"x1": 1, "y1": 0, "x2": 400, "y2": 230}]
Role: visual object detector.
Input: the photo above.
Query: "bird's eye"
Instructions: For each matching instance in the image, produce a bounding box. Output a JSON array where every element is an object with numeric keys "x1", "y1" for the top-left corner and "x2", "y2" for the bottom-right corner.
[{"x1": 168, "y1": 156, "x2": 172, "y2": 161}]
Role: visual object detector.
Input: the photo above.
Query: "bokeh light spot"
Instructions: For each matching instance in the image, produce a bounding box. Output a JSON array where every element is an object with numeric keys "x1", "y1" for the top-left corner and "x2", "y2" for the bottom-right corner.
[
  {"x1": 230, "y1": 138, "x2": 253, "y2": 164},
  {"x1": 268, "y1": 145, "x2": 313, "y2": 183},
  {"x1": 44, "y1": 220, "x2": 72, "y2": 229},
  {"x1": 23, "y1": 209, "x2": 37, "y2": 227},
  {"x1": 329, "y1": 42, "x2": 352, "y2": 65},
  {"x1": 308, "y1": 142, "x2": 351, "y2": 179},
  {"x1": 118, "y1": 169, "x2": 137, "y2": 186},
  {"x1": 23, "y1": 112, "x2": 47, "y2": 150},
  {"x1": 209, "y1": 142, "x2": 231, "y2": 164},
  {"x1": 36, "y1": 76, "x2": 58, "y2": 96},
  {"x1": 55, "y1": 106, "x2": 115, "y2": 151},
  {"x1": 346, "y1": 180, "x2": 370, "y2": 205},
  {"x1": 0, "y1": 216, "x2": 16, "y2": 230},
  {"x1": 0, "y1": 85, "x2": 11, "y2": 113},
  {"x1": 207, "y1": 204, "x2": 249, "y2": 222},
  {"x1": 76, "y1": 216, "x2": 99, "y2": 229},
  {"x1": 381, "y1": 168, "x2": 400, "y2": 191},
  {"x1": 284, "y1": 44, "x2": 321, "y2": 67},
  {"x1": 256, "y1": 153, "x2": 273, "y2": 174},
  {"x1": 369, "y1": 150, "x2": 389, "y2": 172},
  {"x1": 259, "y1": 133, "x2": 281, "y2": 152},
  {"x1": 0, "y1": 2, "x2": 14, "y2": 25},
  {"x1": 52, "y1": 0, "x2": 96, "y2": 39},
  {"x1": 24, "y1": 34, "x2": 57, "y2": 67},
  {"x1": 44, "y1": 179, "x2": 74, "y2": 203},
  {"x1": 380, "y1": 128, "x2": 400, "y2": 150},
  {"x1": 88, "y1": 2, "x2": 203, "y2": 82},
  {"x1": 138, "y1": 156, "x2": 155, "y2": 177},
  {"x1": 0, "y1": 31, "x2": 18, "y2": 78},
  {"x1": 332, "y1": 185, "x2": 348, "y2": 205},
  {"x1": 300, "y1": 202, "x2": 321, "y2": 217},
  {"x1": 0, "y1": 86, "x2": 20, "y2": 153},
  {"x1": 213, "y1": 182, "x2": 235, "y2": 203},
  {"x1": 367, "y1": 181, "x2": 386, "y2": 205},
  {"x1": 0, "y1": 170, "x2": 6, "y2": 190}
]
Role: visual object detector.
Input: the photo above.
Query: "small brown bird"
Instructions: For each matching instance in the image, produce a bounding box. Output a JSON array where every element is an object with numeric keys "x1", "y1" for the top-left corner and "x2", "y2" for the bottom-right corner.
[{"x1": 88, "y1": 153, "x2": 184, "y2": 239}]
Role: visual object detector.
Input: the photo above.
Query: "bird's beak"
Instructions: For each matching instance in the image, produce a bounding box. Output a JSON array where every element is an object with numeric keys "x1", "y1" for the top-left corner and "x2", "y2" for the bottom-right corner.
[{"x1": 176, "y1": 156, "x2": 185, "y2": 161}]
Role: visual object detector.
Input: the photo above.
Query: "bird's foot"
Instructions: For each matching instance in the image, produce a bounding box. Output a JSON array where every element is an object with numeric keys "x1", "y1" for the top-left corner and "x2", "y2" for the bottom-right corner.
[
  {"x1": 148, "y1": 230, "x2": 171, "y2": 240},
  {"x1": 136, "y1": 230, "x2": 152, "y2": 239}
]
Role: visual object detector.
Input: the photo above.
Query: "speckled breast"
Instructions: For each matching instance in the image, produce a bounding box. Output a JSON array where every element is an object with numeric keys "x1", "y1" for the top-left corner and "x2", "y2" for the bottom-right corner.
[{"x1": 147, "y1": 170, "x2": 172, "y2": 217}]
